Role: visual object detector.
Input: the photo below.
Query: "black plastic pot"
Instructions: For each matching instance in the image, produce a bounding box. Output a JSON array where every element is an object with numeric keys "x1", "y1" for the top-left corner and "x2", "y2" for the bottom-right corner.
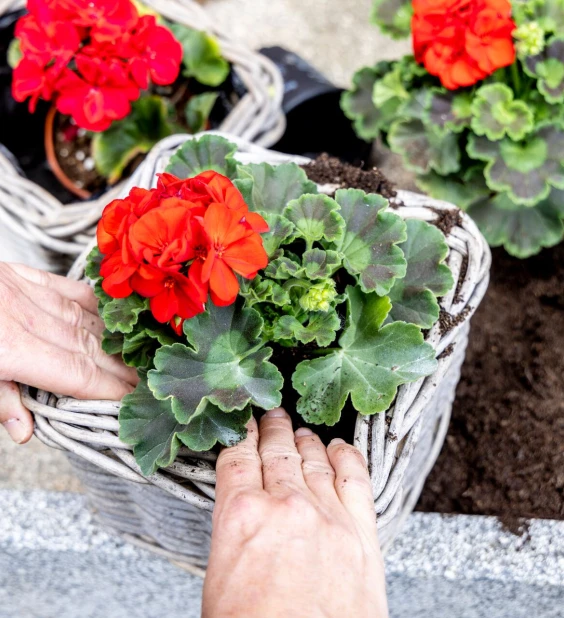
[{"x1": 260, "y1": 46, "x2": 372, "y2": 166}]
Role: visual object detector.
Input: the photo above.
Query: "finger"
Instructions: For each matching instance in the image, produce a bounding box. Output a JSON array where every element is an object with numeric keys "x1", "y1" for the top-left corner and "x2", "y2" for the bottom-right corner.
[
  {"x1": 327, "y1": 438, "x2": 377, "y2": 534},
  {"x1": 18, "y1": 300, "x2": 137, "y2": 386},
  {"x1": 215, "y1": 416, "x2": 262, "y2": 502},
  {"x1": 10, "y1": 332, "x2": 134, "y2": 401},
  {"x1": 295, "y1": 427, "x2": 338, "y2": 501},
  {"x1": 258, "y1": 408, "x2": 306, "y2": 495},
  {"x1": 0, "y1": 380, "x2": 34, "y2": 444},
  {"x1": 16, "y1": 278, "x2": 104, "y2": 338},
  {"x1": 8, "y1": 263, "x2": 98, "y2": 313}
]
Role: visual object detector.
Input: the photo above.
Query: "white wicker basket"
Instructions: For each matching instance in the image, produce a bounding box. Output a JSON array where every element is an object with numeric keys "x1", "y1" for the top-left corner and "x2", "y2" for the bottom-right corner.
[
  {"x1": 21, "y1": 133, "x2": 491, "y2": 576},
  {"x1": 0, "y1": 0, "x2": 285, "y2": 260}
]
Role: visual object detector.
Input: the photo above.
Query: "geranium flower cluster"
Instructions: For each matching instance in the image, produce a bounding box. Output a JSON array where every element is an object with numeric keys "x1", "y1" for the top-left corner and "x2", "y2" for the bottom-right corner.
[
  {"x1": 97, "y1": 171, "x2": 269, "y2": 334},
  {"x1": 412, "y1": 0, "x2": 516, "y2": 89},
  {"x1": 12, "y1": 0, "x2": 183, "y2": 130}
]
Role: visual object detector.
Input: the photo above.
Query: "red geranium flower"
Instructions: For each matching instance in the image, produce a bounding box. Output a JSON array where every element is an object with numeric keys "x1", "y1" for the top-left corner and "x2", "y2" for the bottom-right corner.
[
  {"x1": 412, "y1": 0, "x2": 516, "y2": 90},
  {"x1": 191, "y1": 201, "x2": 268, "y2": 306},
  {"x1": 55, "y1": 56, "x2": 140, "y2": 131},
  {"x1": 131, "y1": 265, "x2": 206, "y2": 323},
  {"x1": 12, "y1": 59, "x2": 60, "y2": 112},
  {"x1": 60, "y1": 0, "x2": 139, "y2": 43},
  {"x1": 119, "y1": 16, "x2": 183, "y2": 89},
  {"x1": 15, "y1": 15, "x2": 80, "y2": 67}
]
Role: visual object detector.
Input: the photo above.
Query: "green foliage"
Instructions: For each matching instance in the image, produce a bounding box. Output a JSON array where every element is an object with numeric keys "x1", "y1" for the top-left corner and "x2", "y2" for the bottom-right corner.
[
  {"x1": 331, "y1": 189, "x2": 407, "y2": 296},
  {"x1": 370, "y1": 0, "x2": 413, "y2": 39},
  {"x1": 168, "y1": 23, "x2": 229, "y2": 87},
  {"x1": 524, "y1": 36, "x2": 564, "y2": 104},
  {"x1": 90, "y1": 134, "x2": 454, "y2": 473},
  {"x1": 148, "y1": 301, "x2": 283, "y2": 422},
  {"x1": 471, "y1": 84, "x2": 534, "y2": 141},
  {"x1": 166, "y1": 134, "x2": 238, "y2": 178},
  {"x1": 92, "y1": 96, "x2": 174, "y2": 184},
  {"x1": 7, "y1": 39, "x2": 22, "y2": 69},
  {"x1": 185, "y1": 92, "x2": 219, "y2": 133},
  {"x1": 388, "y1": 220, "x2": 454, "y2": 328},
  {"x1": 467, "y1": 124, "x2": 564, "y2": 206},
  {"x1": 292, "y1": 287, "x2": 437, "y2": 425},
  {"x1": 424, "y1": 89, "x2": 473, "y2": 134}
]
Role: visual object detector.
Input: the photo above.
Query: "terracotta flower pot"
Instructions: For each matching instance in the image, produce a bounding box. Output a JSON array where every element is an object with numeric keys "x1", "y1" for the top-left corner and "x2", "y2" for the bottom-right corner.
[{"x1": 44, "y1": 106, "x2": 92, "y2": 200}]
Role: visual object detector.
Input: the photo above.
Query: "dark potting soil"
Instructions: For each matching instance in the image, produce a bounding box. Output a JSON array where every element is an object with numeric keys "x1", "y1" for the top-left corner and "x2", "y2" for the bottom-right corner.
[
  {"x1": 418, "y1": 244, "x2": 564, "y2": 530},
  {"x1": 302, "y1": 153, "x2": 397, "y2": 200}
]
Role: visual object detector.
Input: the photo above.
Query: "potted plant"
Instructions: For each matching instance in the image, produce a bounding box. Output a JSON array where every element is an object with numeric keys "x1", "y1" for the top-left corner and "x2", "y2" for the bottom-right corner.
[
  {"x1": 342, "y1": 0, "x2": 564, "y2": 259},
  {"x1": 343, "y1": 0, "x2": 564, "y2": 532},
  {"x1": 0, "y1": 0, "x2": 284, "y2": 262},
  {"x1": 22, "y1": 133, "x2": 490, "y2": 567}
]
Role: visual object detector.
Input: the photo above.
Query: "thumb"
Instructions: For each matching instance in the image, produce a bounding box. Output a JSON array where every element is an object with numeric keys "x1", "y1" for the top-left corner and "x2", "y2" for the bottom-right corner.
[{"x1": 0, "y1": 380, "x2": 34, "y2": 444}]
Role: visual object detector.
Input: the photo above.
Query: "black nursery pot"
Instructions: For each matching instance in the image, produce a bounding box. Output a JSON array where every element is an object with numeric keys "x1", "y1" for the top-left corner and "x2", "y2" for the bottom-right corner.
[{"x1": 260, "y1": 46, "x2": 372, "y2": 166}]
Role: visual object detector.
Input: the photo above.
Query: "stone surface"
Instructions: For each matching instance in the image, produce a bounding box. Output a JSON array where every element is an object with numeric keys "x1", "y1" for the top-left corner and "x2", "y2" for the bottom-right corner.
[
  {"x1": 203, "y1": 0, "x2": 411, "y2": 87},
  {"x1": 1, "y1": 490, "x2": 563, "y2": 618}
]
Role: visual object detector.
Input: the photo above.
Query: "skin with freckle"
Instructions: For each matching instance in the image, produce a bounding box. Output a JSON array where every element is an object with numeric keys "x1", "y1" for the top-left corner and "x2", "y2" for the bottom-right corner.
[{"x1": 203, "y1": 408, "x2": 389, "y2": 618}]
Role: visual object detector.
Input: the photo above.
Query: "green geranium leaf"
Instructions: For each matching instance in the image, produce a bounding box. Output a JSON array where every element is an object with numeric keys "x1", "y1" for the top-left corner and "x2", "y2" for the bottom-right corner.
[
  {"x1": 388, "y1": 219, "x2": 454, "y2": 328},
  {"x1": 7, "y1": 39, "x2": 22, "y2": 69},
  {"x1": 166, "y1": 134, "x2": 238, "y2": 179},
  {"x1": 234, "y1": 162, "x2": 317, "y2": 216},
  {"x1": 331, "y1": 189, "x2": 407, "y2": 296},
  {"x1": 388, "y1": 118, "x2": 461, "y2": 175},
  {"x1": 466, "y1": 190, "x2": 564, "y2": 258},
  {"x1": 179, "y1": 400, "x2": 251, "y2": 452},
  {"x1": 148, "y1": 302, "x2": 283, "y2": 421},
  {"x1": 524, "y1": 36, "x2": 564, "y2": 104},
  {"x1": 102, "y1": 294, "x2": 147, "y2": 334},
  {"x1": 120, "y1": 376, "x2": 185, "y2": 476},
  {"x1": 240, "y1": 276, "x2": 290, "y2": 307},
  {"x1": 533, "y1": 0, "x2": 564, "y2": 32},
  {"x1": 122, "y1": 323, "x2": 177, "y2": 369},
  {"x1": 169, "y1": 23, "x2": 230, "y2": 87},
  {"x1": 416, "y1": 168, "x2": 490, "y2": 210},
  {"x1": 424, "y1": 89, "x2": 473, "y2": 134},
  {"x1": 471, "y1": 84, "x2": 534, "y2": 141},
  {"x1": 372, "y1": 65, "x2": 410, "y2": 109},
  {"x1": 85, "y1": 247, "x2": 103, "y2": 281},
  {"x1": 370, "y1": 0, "x2": 413, "y2": 38},
  {"x1": 284, "y1": 195, "x2": 345, "y2": 245},
  {"x1": 185, "y1": 92, "x2": 219, "y2": 133},
  {"x1": 273, "y1": 311, "x2": 341, "y2": 347},
  {"x1": 264, "y1": 254, "x2": 303, "y2": 280},
  {"x1": 292, "y1": 287, "x2": 437, "y2": 425},
  {"x1": 467, "y1": 124, "x2": 564, "y2": 206},
  {"x1": 92, "y1": 96, "x2": 173, "y2": 184},
  {"x1": 234, "y1": 163, "x2": 314, "y2": 255},
  {"x1": 302, "y1": 249, "x2": 341, "y2": 279},
  {"x1": 101, "y1": 329, "x2": 124, "y2": 356},
  {"x1": 341, "y1": 63, "x2": 395, "y2": 141}
]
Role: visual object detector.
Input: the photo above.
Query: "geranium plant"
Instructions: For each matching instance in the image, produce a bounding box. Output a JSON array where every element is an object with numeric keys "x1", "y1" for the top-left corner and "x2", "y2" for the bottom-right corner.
[
  {"x1": 342, "y1": 0, "x2": 564, "y2": 258},
  {"x1": 86, "y1": 135, "x2": 454, "y2": 475},
  {"x1": 9, "y1": 0, "x2": 230, "y2": 189}
]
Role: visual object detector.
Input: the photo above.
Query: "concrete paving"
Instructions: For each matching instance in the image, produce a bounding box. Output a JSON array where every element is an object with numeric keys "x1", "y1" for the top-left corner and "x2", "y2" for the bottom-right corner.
[{"x1": 2, "y1": 490, "x2": 563, "y2": 618}]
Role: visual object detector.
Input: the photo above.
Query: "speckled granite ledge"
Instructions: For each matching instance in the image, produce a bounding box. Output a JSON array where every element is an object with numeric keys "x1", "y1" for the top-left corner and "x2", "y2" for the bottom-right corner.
[{"x1": 1, "y1": 490, "x2": 563, "y2": 618}]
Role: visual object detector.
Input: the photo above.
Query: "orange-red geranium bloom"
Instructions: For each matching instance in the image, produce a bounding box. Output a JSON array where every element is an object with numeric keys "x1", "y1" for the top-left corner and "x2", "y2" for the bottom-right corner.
[
  {"x1": 192, "y1": 201, "x2": 268, "y2": 306},
  {"x1": 412, "y1": 0, "x2": 516, "y2": 90},
  {"x1": 131, "y1": 265, "x2": 205, "y2": 323}
]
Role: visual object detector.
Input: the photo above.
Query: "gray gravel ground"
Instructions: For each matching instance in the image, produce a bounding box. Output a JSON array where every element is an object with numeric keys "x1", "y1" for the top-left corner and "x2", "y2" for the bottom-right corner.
[{"x1": 2, "y1": 490, "x2": 563, "y2": 618}]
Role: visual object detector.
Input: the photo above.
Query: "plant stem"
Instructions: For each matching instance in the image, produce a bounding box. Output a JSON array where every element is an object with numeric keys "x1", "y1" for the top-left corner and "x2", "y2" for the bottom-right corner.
[{"x1": 510, "y1": 62, "x2": 522, "y2": 96}]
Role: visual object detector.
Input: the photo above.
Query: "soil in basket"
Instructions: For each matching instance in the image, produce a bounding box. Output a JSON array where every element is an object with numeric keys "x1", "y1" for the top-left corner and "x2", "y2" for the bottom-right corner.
[{"x1": 418, "y1": 244, "x2": 564, "y2": 530}]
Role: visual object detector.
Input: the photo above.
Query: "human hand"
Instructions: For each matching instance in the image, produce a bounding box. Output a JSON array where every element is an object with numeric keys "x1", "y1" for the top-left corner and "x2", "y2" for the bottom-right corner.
[
  {"x1": 0, "y1": 263, "x2": 138, "y2": 444},
  {"x1": 203, "y1": 408, "x2": 388, "y2": 618}
]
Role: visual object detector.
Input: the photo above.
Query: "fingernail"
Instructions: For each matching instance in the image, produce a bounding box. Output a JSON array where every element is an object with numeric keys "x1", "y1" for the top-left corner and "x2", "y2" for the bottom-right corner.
[
  {"x1": 2, "y1": 419, "x2": 29, "y2": 444},
  {"x1": 329, "y1": 438, "x2": 345, "y2": 446},
  {"x1": 295, "y1": 427, "x2": 313, "y2": 437},
  {"x1": 265, "y1": 407, "x2": 287, "y2": 418}
]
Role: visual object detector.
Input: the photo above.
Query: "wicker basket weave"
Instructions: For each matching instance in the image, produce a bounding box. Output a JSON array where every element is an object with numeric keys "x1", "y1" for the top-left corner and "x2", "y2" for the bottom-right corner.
[
  {"x1": 0, "y1": 0, "x2": 285, "y2": 259},
  {"x1": 21, "y1": 133, "x2": 491, "y2": 576}
]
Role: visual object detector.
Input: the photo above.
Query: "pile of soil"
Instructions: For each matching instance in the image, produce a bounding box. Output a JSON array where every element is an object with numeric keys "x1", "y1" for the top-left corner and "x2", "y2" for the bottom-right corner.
[
  {"x1": 302, "y1": 153, "x2": 396, "y2": 200},
  {"x1": 418, "y1": 244, "x2": 564, "y2": 529}
]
